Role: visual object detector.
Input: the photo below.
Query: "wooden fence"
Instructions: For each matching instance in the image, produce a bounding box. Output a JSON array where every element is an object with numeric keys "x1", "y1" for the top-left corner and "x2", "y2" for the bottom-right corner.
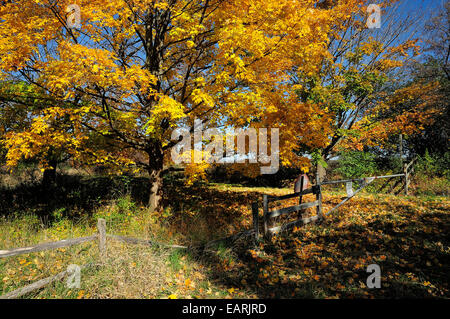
[
  {"x1": 252, "y1": 166, "x2": 415, "y2": 238},
  {"x1": 403, "y1": 156, "x2": 417, "y2": 195},
  {"x1": 377, "y1": 157, "x2": 417, "y2": 195},
  {"x1": 252, "y1": 184, "x2": 323, "y2": 239},
  {"x1": 0, "y1": 219, "x2": 186, "y2": 299}
]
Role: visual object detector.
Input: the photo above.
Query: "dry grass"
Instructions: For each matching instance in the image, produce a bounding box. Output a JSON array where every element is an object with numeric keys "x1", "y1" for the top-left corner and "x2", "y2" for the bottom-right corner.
[{"x1": 80, "y1": 240, "x2": 170, "y2": 298}]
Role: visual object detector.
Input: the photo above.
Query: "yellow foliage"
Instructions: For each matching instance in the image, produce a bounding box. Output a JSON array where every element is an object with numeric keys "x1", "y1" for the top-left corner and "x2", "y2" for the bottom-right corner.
[{"x1": 0, "y1": 0, "x2": 409, "y2": 177}]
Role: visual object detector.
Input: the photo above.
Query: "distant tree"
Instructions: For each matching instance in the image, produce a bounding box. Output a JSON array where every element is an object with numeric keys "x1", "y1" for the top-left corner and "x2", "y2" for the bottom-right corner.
[
  {"x1": 285, "y1": 1, "x2": 436, "y2": 169},
  {"x1": 405, "y1": 1, "x2": 450, "y2": 157},
  {"x1": 366, "y1": 1, "x2": 449, "y2": 158}
]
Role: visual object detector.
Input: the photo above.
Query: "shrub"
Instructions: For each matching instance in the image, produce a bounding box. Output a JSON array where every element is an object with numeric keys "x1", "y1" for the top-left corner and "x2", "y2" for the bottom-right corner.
[
  {"x1": 335, "y1": 151, "x2": 377, "y2": 179},
  {"x1": 94, "y1": 194, "x2": 137, "y2": 226},
  {"x1": 415, "y1": 150, "x2": 450, "y2": 178},
  {"x1": 415, "y1": 150, "x2": 436, "y2": 175}
]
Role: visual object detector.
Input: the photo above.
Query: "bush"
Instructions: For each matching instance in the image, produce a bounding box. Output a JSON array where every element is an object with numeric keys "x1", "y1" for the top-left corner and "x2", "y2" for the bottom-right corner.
[
  {"x1": 336, "y1": 151, "x2": 377, "y2": 179},
  {"x1": 375, "y1": 155, "x2": 403, "y2": 174},
  {"x1": 94, "y1": 194, "x2": 137, "y2": 226},
  {"x1": 412, "y1": 175, "x2": 449, "y2": 196},
  {"x1": 415, "y1": 150, "x2": 450, "y2": 179}
]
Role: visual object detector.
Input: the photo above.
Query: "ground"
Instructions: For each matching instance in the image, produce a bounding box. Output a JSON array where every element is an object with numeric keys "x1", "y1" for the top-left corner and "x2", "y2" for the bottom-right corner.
[{"x1": 0, "y1": 176, "x2": 449, "y2": 299}]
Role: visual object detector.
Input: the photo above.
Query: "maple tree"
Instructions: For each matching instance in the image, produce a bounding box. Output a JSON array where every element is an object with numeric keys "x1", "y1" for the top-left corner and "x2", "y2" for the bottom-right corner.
[
  {"x1": 0, "y1": 0, "x2": 361, "y2": 209},
  {"x1": 0, "y1": 80, "x2": 84, "y2": 185},
  {"x1": 1, "y1": 0, "x2": 440, "y2": 209},
  {"x1": 349, "y1": 2, "x2": 449, "y2": 158},
  {"x1": 256, "y1": 0, "x2": 436, "y2": 176},
  {"x1": 402, "y1": 1, "x2": 449, "y2": 157}
]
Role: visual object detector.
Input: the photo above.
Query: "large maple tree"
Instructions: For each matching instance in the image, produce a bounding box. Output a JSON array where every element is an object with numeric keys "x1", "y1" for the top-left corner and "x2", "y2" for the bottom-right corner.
[{"x1": 0, "y1": 0, "x2": 357, "y2": 209}]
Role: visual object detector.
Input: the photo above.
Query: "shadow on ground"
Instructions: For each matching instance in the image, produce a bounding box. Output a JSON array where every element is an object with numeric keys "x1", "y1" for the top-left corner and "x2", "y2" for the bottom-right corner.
[
  {"x1": 188, "y1": 193, "x2": 449, "y2": 298},
  {"x1": 0, "y1": 174, "x2": 151, "y2": 223}
]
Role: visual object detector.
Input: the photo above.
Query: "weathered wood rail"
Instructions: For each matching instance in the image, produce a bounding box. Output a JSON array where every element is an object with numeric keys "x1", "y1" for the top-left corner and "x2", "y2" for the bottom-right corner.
[
  {"x1": 1, "y1": 215, "x2": 258, "y2": 299},
  {"x1": 0, "y1": 218, "x2": 187, "y2": 299},
  {"x1": 0, "y1": 235, "x2": 97, "y2": 259},
  {"x1": 320, "y1": 174, "x2": 405, "y2": 186},
  {"x1": 0, "y1": 219, "x2": 107, "y2": 299},
  {"x1": 0, "y1": 262, "x2": 95, "y2": 299},
  {"x1": 252, "y1": 185, "x2": 323, "y2": 238}
]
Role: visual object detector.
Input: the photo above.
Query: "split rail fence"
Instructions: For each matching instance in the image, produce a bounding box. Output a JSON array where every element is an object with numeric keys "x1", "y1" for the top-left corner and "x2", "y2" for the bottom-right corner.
[
  {"x1": 0, "y1": 219, "x2": 186, "y2": 299},
  {"x1": 252, "y1": 185, "x2": 322, "y2": 238},
  {"x1": 252, "y1": 157, "x2": 417, "y2": 239}
]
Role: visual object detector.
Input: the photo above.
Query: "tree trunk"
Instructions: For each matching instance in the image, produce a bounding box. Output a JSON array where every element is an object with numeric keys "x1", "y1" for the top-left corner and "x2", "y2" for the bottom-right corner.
[
  {"x1": 148, "y1": 167, "x2": 163, "y2": 212},
  {"x1": 147, "y1": 142, "x2": 164, "y2": 212},
  {"x1": 314, "y1": 155, "x2": 326, "y2": 184},
  {"x1": 42, "y1": 160, "x2": 57, "y2": 188}
]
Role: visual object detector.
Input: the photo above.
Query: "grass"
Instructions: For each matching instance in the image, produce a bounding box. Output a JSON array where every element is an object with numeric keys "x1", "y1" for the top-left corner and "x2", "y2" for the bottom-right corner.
[{"x1": 0, "y1": 171, "x2": 449, "y2": 299}]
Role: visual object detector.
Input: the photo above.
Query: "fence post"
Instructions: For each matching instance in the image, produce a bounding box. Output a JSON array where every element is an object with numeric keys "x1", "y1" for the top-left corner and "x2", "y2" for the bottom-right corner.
[
  {"x1": 97, "y1": 218, "x2": 106, "y2": 260},
  {"x1": 315, "y1": 172, "x2": 323, "y2": 219},
  {"x1": 403, "y1": 163, "x2": 409, "y2": 196},
  {"x1": 299, "y1": 175, "x2": 304, "y2": 205},
  {"x1": 252, "y1": 202, "x2": 260, "y2": 240},
  {"x1": 263, "y1": 195, "x2": 269, "y2": 238}
]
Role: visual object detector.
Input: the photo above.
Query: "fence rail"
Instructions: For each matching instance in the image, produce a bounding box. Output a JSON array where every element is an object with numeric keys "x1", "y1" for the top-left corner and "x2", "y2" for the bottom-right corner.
[
  {"x1": 320, "y1": 174, "x2": 406, "y2": 185},
  {"x1": 0, "y1": 224, "x2": 103, "y2": 299},
  {"x1": 0, "y1": 263, "x2": 94, "y2": 299},
  {"x1": 0, "y1": 235, "x2": 97, "y2": 259},
  {"x1": 268, "y1": 215, "x2": 320, "y2": 234},
  {"x1": 266, "y1": 200, "x2": 319, "y2": 219},
  {"x1": 0, "y1": 218, "x2": 182, "y2": 299},
  {"x1": 266, "y1": 187, "x2": 316, "y2": 202}
]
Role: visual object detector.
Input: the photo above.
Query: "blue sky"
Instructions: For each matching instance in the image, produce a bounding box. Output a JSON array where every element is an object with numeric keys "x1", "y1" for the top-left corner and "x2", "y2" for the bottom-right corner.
[
  {"x1": 408, "y1": 0, "x2": 445, "y2": 10},
  {"x1": 394, "y1": 0, "x2": 445, "y2": 22}
]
